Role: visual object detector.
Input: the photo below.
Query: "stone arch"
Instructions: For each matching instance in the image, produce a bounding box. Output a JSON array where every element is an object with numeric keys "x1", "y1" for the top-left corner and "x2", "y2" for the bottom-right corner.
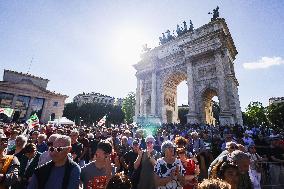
[
  {"x1": 162, "y1": 70, "x2": 187, "y2": 123},
  {"x1": 134, "y1": 19, "x2": 243, "y2": 125},
  {"x1": 201, "y1": 87, "x2": 219, "y2": 125}
]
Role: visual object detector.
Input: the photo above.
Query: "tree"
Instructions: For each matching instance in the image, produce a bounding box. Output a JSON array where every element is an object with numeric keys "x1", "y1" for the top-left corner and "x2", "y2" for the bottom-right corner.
[
  {"x1": 63, "y1": 102, "x2": 125, "y2": 126},
  {"x1": 122, "y1": 92, "x2": 136, "y2": 123},
  {"x1": 267, "y1": 102, "x2": 284, "y2": 130},
  {"x1": 244, "y1": 101, "x2": 268, "y2": 126},
  {"x1": 63, "y1": 102, "x2": 78, "y2": 123}
]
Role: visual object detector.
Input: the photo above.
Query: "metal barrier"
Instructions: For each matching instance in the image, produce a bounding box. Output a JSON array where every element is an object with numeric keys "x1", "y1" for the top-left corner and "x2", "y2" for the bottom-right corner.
[{"x1": 255, "y1": 161, "x2": 284, "y2": 189}]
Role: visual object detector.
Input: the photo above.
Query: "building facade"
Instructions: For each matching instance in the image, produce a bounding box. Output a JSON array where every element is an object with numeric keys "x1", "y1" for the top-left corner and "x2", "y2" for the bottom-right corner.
[
  {"x1": 0, "y1": 70, "x2": 68, "y2": 123},
  {"x1": 269, "y1": 97, "x2": 284, "y2": 105},
  {"x1": 73, "y1": 92, "x2": 123, "y2": 106}
]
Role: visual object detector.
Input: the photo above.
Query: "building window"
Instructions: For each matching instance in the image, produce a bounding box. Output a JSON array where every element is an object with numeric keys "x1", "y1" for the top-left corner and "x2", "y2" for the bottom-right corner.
[
  {"x1": 0, "y1": 92, "x2": 14, "y2": 108},
  {"x1": 53, "y1": 102, "x2": 58, "y2": 107},
  {"x1": 14, "y1": 95, "x2": 31, "y2": 119},
  {"x1": 30, "y1": 98, "x2": 45, "y2": 120}
]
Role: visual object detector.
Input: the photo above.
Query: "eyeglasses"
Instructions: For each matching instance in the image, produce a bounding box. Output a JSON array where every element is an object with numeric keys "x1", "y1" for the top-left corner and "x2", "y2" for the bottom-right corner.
[
  {"x1": 49, "y1": 146, "x2": 70, "y2": 152},
  {"x1": 146, "y1": 141, "x2": 153, "y2": 144},
  {"x1": 229, "y1": 146, "x2": 238, "y2": 150}
]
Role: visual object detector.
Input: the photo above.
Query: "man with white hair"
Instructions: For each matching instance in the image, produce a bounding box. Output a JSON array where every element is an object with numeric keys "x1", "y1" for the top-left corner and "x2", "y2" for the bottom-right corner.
[{"x1": 28, "y1": 135, "x2": 80, "y2": 189}]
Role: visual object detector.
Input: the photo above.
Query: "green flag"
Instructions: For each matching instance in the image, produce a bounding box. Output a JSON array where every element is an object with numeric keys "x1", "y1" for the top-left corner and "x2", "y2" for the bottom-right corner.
[{"x1": 26, "y1": 113, "x2": 39, "y2": 127}]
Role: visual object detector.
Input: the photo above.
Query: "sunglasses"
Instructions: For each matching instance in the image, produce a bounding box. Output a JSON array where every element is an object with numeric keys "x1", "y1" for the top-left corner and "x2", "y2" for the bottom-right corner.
[
  {"x1": 229, "y1": 146, "x2": 238, "y2": 150},
  {"x1": 146, "y1": 141, "x2": 153, "y2": 144},
  {"x1": 49, "y1": 146, "x2": 70, "y2": 152}
]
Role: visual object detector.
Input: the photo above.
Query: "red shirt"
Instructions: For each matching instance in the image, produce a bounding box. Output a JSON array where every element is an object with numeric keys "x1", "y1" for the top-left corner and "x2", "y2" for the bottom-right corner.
[{"x1": 182, "y1": 159, "x2": 197, "y2": 189}]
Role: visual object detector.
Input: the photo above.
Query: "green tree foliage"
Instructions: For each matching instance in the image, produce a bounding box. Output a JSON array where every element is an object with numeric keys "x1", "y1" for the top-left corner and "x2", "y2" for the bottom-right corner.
[
  {"x1": 244, "y1": 101, "x2": 268, "y2": 126},
  {"x1": 63, "y1": 102, "x2": 124, "y2": 125},
  {"x1": 122, "y1": 92, "x2": 136, "y2": 124},
  {"x1": 267, "y1": 102, "x2": 284, "y2": 129}
]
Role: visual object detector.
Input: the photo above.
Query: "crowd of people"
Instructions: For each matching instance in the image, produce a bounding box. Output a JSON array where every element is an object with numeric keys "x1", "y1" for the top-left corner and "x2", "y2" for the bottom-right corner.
[{"x1": 0, "y1": 121, "x2": 283, "y2": 189}]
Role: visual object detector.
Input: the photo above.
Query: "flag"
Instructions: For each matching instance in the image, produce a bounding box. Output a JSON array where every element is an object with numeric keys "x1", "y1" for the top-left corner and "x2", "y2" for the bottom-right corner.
[
  {"x1": 97, "y1": 115, "x2": 106, "y2": 126},
  {"x1": 0, "y1": 107, "x2": 14, "y2": 117},
  {"x1": 26, "y1": 113, "x2": 39, "y2": 128}
]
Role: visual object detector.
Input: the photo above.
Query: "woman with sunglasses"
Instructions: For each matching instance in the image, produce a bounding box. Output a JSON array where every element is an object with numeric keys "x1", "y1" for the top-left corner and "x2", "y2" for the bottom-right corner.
[
  {"x1": 154, "y1": 140, "x2": 185, "y2": 189},
  {"x1": 177, "y1": 147, "x2": 199, "y2": 189}
]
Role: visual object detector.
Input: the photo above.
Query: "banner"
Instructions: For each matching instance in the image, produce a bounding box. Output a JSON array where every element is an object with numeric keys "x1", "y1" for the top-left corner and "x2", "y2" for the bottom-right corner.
[
  {"x1": 0, "y1": 107, "x2": 14, "y2": 117},
  {"x1": 97, "y1": 115, "x2": 106, "y2": 126}
]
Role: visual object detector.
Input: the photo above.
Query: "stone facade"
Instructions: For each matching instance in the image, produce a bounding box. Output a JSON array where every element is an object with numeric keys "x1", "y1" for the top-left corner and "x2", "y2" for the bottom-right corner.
[
  {"x1": 0, "y1": 70, "x2": 68, "y2": 123},
  {"x1": 73, "y1": 92, "x2": 124, "y2": 107},
  {"x1": 134, "y1": 18, "x2": 243, "y2": 125}
]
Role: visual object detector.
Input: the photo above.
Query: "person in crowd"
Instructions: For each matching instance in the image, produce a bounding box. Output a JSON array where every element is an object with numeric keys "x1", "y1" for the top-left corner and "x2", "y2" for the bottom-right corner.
[
  {"x1": 0, "y1": 134, "x2": 20, "y2": 189},
  {"x1": 80, "y1": 140, "x2": 114, "y2": 189},
  {"x1": 135, "y1": 130, "x2": 146, "y2": 150},
  {"x1": 177, "y1": 147, "x2": 199, "y2": 189},
  {"x1": 105, "y1": 172, "x2": 132, "y2": 189},
  {"x1": 198, "y1": 179, "x2": 231, "y2": 189},
  {"x1": 247, "y1": 144, "x2": 265, "y2": 189},
  {"x1": 231, "y1": 150, "x2": 253, "y2": 189},
  {"x1": 208, "y1": 141, "x2": 238, "y2": 177},
  {"x1": 19, "y1": 143, "x2": 41, "y2": 189},
  {"x1": 78, "y1": 130, "x2": 89, "y2": 166},
  {"x1": 70, "y1": 130, "x2": 83, "y2": 165},
  {"x1": 37, "y1": 134, "x2": 60, "y2": 166},
  {"x1": 269, "y1": 137, "x2": 284, "y2": 189},
  {"x1": 88, "y1": 133, "x2": 100, "y2": 161},
  {"x1": 27, "y1": 135, "x2": 80, "y2": 189},
  {"x1": 122, "y1": 140, "x2": 139, "y2": 177},
  {"x1": 124, "y1": 130, "x2": 133, "y2": 147},
  {"x1": 7, "y1": 130, "x2": 19, "y2": 154},
  {"x1": 36, "y1": 134, "x2": 48, "y2": 153},
  {"x1": 210, "y1": 160, "x2": 239, "y2": 189},
  {"x1": 8, "y1": 135, "x2": 27, "y2": 157},
  {"x1": 221, "y1": 134, "x2": 235, "y2": 151},
  {"x1": 154, "y1": 140, "x2": 185, "y2": 189},
  {"x1": 242, "y1": 133, "x2": 254, "y2": 149},
  {"x1": 190, "y1": 131, "x2": 207, "y2": 179},
  {"x1": 134, "y1": 135, "x2": 160, "y2": 189}
]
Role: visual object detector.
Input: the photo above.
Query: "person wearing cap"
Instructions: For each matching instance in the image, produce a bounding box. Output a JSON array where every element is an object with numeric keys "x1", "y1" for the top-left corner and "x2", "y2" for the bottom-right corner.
[
  {"x1": 0, "y1": 134, "x2": 20, "y2": 189},
  {"x1": 154, "y1": 140, "x2": 185, "y2": 189},
  {"x1": 134, "y1": 135, "x2": 160, "y2": 189}
]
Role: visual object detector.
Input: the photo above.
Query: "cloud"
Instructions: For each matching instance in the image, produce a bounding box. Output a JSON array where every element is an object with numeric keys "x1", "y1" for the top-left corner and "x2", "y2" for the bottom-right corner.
[{"x1": 243, "y1": 56, "x2": 284, "y2": 69}]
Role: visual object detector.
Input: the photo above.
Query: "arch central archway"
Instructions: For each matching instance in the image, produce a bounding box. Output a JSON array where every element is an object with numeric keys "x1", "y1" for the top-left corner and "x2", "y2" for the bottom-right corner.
[
  {"x1": 163, "y1": 72, "x2": 187, "y2": 123},
  {"x1": 134, "y1": 18, "x2": 243, "y2": 126}
]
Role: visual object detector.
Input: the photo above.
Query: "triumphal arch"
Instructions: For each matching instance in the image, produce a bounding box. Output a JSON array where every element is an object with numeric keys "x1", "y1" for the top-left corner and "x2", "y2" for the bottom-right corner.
[{"x1": 134, "y1": 18, "x2": 243, "y2": 126}]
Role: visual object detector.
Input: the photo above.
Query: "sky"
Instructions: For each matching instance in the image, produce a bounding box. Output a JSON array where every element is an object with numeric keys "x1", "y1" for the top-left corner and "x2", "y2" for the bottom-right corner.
[{"x1": 1, "y1": 0, "x2": 284, "y2": 111}]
